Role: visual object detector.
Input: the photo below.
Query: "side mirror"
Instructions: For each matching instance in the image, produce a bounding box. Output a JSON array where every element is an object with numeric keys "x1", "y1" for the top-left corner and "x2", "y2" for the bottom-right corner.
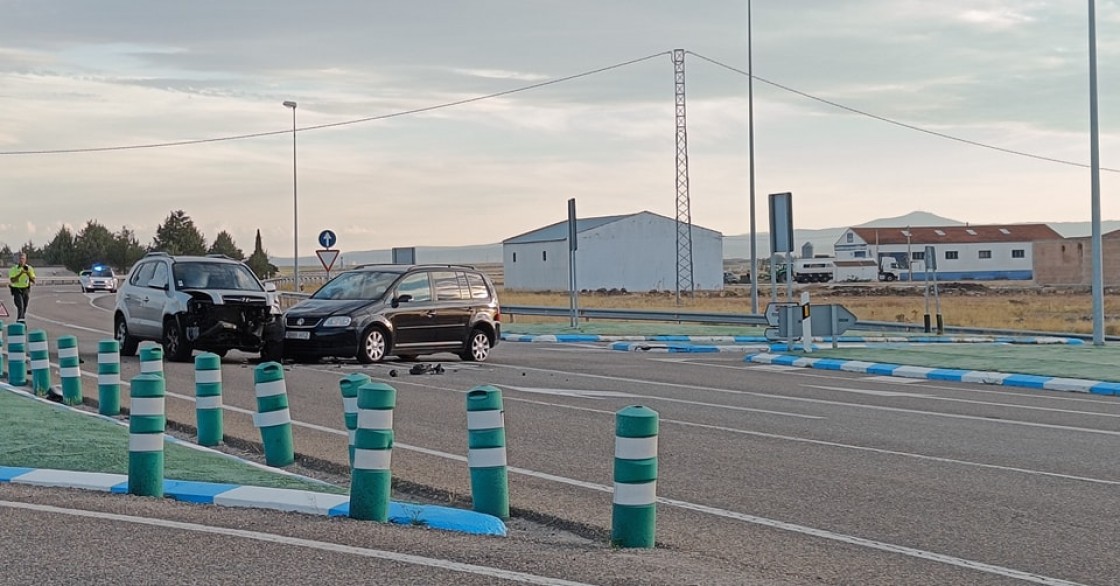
[
  {"x1": 392, "y1": 293, "x2": 412, "y2": 308},
  {"x1": 264, "y1": 282, "x2": 277, "y2": 292}
]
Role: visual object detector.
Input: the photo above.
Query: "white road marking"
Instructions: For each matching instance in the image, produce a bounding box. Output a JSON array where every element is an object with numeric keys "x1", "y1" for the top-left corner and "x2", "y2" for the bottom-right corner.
[
  {"x1": 489, "y1": 363, "x2": 1120, "y2": 434},
  {"x1": 0, "y1": 501, "x2": 596, "y2": 586},
  {"x1": 804, "y1": 384, "x2": 932, "y2": 398},
  {"x1": 862, "y1": 375, "x2": 920, "y2": 384},
  {"x1": 504, "y1": 386, "x2": 637, "y2": 399}
]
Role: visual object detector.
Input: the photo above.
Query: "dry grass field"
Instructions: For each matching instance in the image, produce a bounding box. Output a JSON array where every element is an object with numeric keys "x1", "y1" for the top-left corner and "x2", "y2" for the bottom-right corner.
[{"x1": 497, "y1": 283, "x2": 1120, "y2": 336}]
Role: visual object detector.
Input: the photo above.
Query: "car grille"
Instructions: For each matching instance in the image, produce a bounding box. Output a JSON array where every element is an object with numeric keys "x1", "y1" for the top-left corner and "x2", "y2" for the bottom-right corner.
[
  {"x1": 285, "y1": 316, "x2": 323, "y2": 328},
  {"x1": 221, "y1": 295, "x2": 267, "y2": 305}
]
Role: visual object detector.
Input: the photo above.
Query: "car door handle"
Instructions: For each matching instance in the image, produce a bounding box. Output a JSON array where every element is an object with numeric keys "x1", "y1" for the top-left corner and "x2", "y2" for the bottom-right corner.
[{"x1": 424, "y1": 310, "x2": 437, "y2": 318}]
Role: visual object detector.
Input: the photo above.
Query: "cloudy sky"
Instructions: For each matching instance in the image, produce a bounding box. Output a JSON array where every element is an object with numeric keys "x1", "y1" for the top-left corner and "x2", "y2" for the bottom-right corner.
[{"x1": 1, "y1": 0, "x2": 1119, "y2": 257}]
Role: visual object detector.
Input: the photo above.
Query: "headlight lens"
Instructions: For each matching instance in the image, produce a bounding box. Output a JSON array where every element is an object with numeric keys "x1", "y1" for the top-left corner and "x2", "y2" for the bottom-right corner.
[{"x1": 322, "y1": 316, "x2": 352, "y2": 327}]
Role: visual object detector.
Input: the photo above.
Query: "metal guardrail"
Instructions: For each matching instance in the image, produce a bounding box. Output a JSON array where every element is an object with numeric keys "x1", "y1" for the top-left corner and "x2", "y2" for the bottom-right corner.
[{"x1": 501, "y1": 305, "x2": 1118, "y2": 341}]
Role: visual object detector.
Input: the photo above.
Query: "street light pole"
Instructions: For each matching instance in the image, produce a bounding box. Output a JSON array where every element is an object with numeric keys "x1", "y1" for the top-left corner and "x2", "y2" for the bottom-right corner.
[
  {"x1": 283, "y1": 100, "x2": 299, "y2": 292},
  {"x1": 748, "y1": 0, "x2": 759, "y2": 314},
  {"x1": 1088, "y1": 0, "x2": 1105, "y2": 346}
]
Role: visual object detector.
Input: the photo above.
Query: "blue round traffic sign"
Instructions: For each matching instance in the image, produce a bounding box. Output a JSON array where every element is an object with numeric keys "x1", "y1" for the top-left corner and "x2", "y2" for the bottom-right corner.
[{"x1": 318, "y1": 229, "x2": 337, "y2": 249}]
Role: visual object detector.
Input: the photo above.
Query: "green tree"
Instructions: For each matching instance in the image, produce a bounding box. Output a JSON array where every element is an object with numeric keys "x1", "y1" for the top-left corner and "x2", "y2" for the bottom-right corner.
[
  {"x1": 71, "y1": 220, "x2": 116, "y2": 272},
  {"x1": 0, "y1": 243, "x2": 12, "y2": 266},
  {"x1": 43, "y1": 226, "x2": 77, "y2": 267},
  {"x1": 245, "y1": 229, "x2": 278, "y2": 279},
  {"x1": 152, "y1": 210, "x2": 207, "y2": 256},
  {"x1": 109, "y1": 226, "x2": 148, "y2": 272},
  {"x1": 208, "y1": 230, "x2": 245, "y2": 260},
  {"x1": 21, "y1": 240, "x2": 41, "y2": 260}
]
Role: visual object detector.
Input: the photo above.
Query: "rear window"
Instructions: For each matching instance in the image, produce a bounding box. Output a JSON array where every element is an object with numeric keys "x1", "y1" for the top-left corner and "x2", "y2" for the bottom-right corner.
[
  {"x1": 465, "y1": 272, "x2": 491, "y2": 299},
  {"x1": 432, "y1": 271, "x2": 466, "y2": 301}
]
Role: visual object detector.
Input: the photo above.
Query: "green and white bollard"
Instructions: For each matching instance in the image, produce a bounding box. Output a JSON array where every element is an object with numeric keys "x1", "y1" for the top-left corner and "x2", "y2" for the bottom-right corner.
[
  {"x1": 349, "y1": 381, "x2": 396, "y2": 522},
  {"x1": 128, "y1": 373, "x2": 166, "y2": 497},
  {"x1": 28, "y1": 330, "x2": 50, "y2": 396},
  {"x1": 611, "y1": 405, "x2": 659, "y2": 549},
  {"x1": 339, "y1": 373, "x2": 370, "y2": 466},
  {"x1": 139, "y1": 346, "x2": 164, "y2": 378},
  {"x1": 57, "y1": 335, "x2": 82, "y2": 405},
  {"x1": 194, "y1": 353, "x2": 224, "y2": 447},
  {"x1": 6, "y1": 322, "x2": 27, "y2": 387},
  {"x1": 97, "y1": 339, "x2": 121, "y2": 416},
  {"x1": 466, "y1": 385, "x2": 509, "y2": 519},
  {"x1": 0, "y1": 320, "x2": 6, "y2": 379},
  {"x1": 253, "y1": 362, "x2": 294, "y2": 467}
]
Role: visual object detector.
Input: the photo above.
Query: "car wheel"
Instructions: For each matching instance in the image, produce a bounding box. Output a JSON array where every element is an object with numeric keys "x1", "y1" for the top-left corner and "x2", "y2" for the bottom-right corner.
[
  {"x1": 114, "y1": 316, "x2": 139, "y2": 357},
  {"x1": 459, "y1": 328, "x2": 492, "y2": 362},
  {"x1": 357, "y1": 327, "x2": 388, "y2": 364},
  {"x1": 163, "y1": 318, "x2": 193, "y2": 363}
]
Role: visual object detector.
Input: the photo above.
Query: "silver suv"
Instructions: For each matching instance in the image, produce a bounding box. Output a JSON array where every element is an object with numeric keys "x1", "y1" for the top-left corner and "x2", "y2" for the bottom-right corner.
[{"x1": 113, "y1": 252, "x2": 283, "y2": 362}]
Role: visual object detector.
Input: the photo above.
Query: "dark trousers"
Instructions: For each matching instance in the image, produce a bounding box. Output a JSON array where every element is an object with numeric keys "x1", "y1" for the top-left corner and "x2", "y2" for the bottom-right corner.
[{"x1": 11, "y1": 287, "x2": 29, "y2": 320}]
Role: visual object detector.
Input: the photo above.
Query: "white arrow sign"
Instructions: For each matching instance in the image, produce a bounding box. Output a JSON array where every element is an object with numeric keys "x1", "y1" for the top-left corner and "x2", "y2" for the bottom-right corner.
[{"x1": 316, "y1": 249, "x2": 340, "y2": 272}]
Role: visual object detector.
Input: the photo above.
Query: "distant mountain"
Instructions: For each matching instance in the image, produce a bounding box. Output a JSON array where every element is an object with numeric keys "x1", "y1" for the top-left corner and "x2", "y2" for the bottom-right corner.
[{"x1": 272, "y1": 212, "x2": 1120, "y2": 266}]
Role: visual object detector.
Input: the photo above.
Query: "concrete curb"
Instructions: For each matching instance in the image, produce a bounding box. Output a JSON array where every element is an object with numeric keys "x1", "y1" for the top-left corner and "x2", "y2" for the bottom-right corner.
[
  {"x1": 609, "y1": 342, "x2": 770, "y2": 354},
  {"x1": 503, "y1": 333, "x2": 1083, "y2": 345},
  {"x1": 0, "y1": 384, "x2": 506, "y2": 537},
  {"x1": 744, "y1": 352, "x2": 1120, "y2": 396},
  {"x1": 0, "y1": 466, "x2": 506, "y2": 536}
]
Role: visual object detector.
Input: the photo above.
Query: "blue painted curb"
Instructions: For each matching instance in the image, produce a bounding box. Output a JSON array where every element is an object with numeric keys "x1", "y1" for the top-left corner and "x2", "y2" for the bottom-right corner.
[
  {"x1": 744, "y1": 353, "x2": 1118, "y2": 396},
  {"x1": 1, "y1": 467, "x2": 506, "y2": 536},
  {"x1": 609, "y1": 341, "x2": 769, "y2": 353}
]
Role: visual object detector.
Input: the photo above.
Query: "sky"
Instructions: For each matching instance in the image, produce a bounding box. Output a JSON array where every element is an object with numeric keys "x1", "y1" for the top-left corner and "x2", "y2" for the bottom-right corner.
[{"x1": 2, "y1": 0, "x2": 1120, "y2": 259}]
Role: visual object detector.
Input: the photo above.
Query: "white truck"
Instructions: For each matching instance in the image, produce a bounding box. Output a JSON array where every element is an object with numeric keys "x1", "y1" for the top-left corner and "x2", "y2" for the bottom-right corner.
[{"x1": 777, "y1": 256, "x2": 902, "y2": 283}]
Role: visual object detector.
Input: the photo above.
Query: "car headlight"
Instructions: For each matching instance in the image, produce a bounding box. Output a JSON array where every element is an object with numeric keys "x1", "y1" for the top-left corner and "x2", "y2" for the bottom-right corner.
[{"x1": 322, "y1": 316, "x2": 352, "y2": 327}]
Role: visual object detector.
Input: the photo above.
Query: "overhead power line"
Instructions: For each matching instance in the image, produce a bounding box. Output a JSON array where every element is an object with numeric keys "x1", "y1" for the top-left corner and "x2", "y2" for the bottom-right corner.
[
  {"x1": 686, "y1": 50, "x2": 1120, "y2": 174},
  {"x1": 0, "y1": 51, "x2": 671, "y2": 156}
]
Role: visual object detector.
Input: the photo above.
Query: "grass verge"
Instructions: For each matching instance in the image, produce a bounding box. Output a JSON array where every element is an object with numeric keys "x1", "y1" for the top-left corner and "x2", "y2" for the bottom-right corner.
[{"x1": 0, "y1": 389, "x2": 345, "y2": 494}]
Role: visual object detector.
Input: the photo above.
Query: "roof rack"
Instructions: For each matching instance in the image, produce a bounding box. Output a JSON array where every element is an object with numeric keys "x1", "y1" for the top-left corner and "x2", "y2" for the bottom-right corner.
[
  {"x1": 205, "y1": 253, "x2": 234, "y2": 260},
  {"x1": 144, "y1": 251, "x2": 170, "y2": 257}
]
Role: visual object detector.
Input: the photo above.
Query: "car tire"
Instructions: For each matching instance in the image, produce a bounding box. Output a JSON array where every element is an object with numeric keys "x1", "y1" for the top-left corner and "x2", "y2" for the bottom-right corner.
[
  {"x1": 356, "y1": 326, "x2": 389, "y2": 364},
  {"x1": 163, "y1": 318, "x2": 193, "y2": 363},
  {"x1": 114, "y1": 315, "x2": 140, "y2": 357},
  {"x1": 261, "y1": 340, "x2": 283, "y2": 363},
  {"x1": 459, "y1": 328, "x2": 492, "y2": 362}
]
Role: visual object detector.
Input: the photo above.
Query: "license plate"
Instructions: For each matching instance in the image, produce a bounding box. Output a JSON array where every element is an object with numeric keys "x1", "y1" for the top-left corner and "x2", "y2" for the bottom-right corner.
[{"x1": 285, "y1": 330, "x2": 311, "y2": 340}]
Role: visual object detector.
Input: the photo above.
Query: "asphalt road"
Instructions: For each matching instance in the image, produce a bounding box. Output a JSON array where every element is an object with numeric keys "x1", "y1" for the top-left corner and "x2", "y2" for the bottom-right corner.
[{"x1": 4, "y1": 285, "x2": 1120, "y2": 585}]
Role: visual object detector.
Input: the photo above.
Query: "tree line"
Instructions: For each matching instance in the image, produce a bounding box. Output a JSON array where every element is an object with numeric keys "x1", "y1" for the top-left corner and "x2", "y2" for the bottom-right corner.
[{"x1": 1, "y1": 210, "x2": 279, "y2": 279}]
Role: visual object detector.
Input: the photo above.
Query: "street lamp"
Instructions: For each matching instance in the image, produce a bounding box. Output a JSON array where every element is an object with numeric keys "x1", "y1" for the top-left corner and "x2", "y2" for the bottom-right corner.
[{"x1": 283, "y1": 100, "x2": 299, "y2": 292}]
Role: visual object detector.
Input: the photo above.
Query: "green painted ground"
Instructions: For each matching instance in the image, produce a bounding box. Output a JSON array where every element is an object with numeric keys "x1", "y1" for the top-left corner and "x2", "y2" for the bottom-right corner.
[
  {"x1": 0, "y1": 390, "x2": 345, "y2": 494},
  {"x1": 793, "y1": 344, "x2": 1120, "y2": 382}
]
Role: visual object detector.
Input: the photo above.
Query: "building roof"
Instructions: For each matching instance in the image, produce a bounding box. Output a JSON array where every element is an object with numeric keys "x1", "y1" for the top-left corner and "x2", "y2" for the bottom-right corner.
[
  {"x1": 503, "y1": 210, "x2": 721, "y2": 245},
  {"x1": 849, "y1": 224, "x2": 1062, "y2": 246}
]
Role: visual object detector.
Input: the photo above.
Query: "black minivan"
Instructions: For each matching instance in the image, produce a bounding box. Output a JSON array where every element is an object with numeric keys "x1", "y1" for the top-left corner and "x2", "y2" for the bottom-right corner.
[{"x1": 281, "y1": 264, "x2": 501, "y2": 363}]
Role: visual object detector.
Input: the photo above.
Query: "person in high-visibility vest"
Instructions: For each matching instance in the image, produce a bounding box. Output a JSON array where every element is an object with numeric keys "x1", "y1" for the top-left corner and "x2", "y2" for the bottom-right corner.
[{"x1": 8, "y1": 252, "x2": 36, "y2": 322}]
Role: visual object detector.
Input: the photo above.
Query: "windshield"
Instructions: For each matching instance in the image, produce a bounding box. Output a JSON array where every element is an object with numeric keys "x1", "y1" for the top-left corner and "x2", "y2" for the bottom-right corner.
[
  {"x1": 173, "y1": 262, "x2": 263, "y2": 291},
  {"x1": 312, "y1": 271, "x2": 399, "y2": 301}
]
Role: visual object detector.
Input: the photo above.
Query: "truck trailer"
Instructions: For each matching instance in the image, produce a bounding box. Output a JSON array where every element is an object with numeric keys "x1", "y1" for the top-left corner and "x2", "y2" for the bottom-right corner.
[{"x1": 776, "y1": 256, "x2": 902, "y2": 283}]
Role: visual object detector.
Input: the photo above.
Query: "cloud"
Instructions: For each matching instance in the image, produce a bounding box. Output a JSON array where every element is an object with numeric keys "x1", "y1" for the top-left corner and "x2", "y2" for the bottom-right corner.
[
  {"x1": 957, "y1": 9, "x2": 1035, "y2": 31},
  {"x1": 451, "y1": 68, "x2": 550, "y2": 82}
]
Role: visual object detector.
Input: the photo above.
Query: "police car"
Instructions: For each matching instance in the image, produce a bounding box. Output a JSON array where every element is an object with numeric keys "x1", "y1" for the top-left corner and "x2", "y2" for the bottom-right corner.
[{"x1": 79, "y1": 265, "x2": 118, "y2": 293}]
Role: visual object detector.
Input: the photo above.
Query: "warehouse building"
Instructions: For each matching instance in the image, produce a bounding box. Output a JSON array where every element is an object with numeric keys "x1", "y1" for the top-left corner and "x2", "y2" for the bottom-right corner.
[
  {"x1": 502, "y1": 211, "x2": 723, "y2": 291},
  {"x1": 833, "y1": 224, "x2": 1062, "y2": 281}
]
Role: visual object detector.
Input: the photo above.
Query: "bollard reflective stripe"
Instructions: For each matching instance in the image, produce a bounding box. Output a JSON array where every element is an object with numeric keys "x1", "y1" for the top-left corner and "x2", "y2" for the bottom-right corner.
[
  {"x1": 129, "y1": 397, "x2": 165, "y2": 416},
  {"x1": 254, "y1": 380, "x2": 287, "y2": 397},
  {"x1": 98, "y1": 373, "x2": 121, "y2": 385},
  {"x1": 195, "y1": 370, "x2": 221, "y2": 384},
  {"x1": 60, "y1": 366, "x2": 81, "y2": 378},
  {"x1": 356, "y1": 409, "x2": 393, "y2": 429},
  {"x1": 352, "y1": 448, "x2": 392, "y2": 470},
  {"x1": 196, "y1": 395, "x2": 223, "y2": 409},
  {"x1": 253, "y1": 408, "x2": 292, "y2": 428},
  {"x1": 466, "y1": 410, "x2": 504, "y2": 430},
  {"x1": 614, "y1": 436, "x2": 658, "y2": 460},
  {"x1": 128, "y1": 433, "x2": 165, "y2": 452},
  {"x1": 612, "y1": 482, "x2": 658, "y2": 506},
  {"x1": 467, "y1": 447, "x2": 508, "y2": 469}
]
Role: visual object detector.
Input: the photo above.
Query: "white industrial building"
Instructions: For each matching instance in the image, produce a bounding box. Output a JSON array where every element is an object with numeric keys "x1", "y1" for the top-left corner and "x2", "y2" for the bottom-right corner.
[
  {"x1": 502, "y1": 211, "x2": 723, "y2": 291},
  {"x1": 833, "y1": 224, "x2": 1062, "y2": 281}
]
